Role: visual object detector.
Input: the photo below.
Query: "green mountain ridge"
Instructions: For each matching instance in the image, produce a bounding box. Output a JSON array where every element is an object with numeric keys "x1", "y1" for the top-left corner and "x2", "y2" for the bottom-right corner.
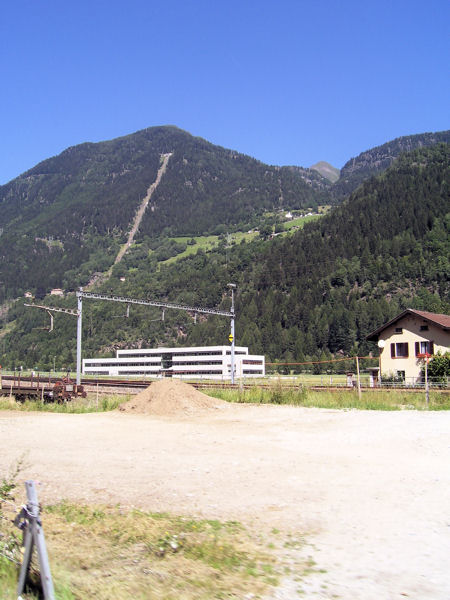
[
  {"x1": 1, "y1": 142, "x2": 448, "y2": 370},
  {"x1": 0, "y1": 126, "x2": 330, "y2": 302},
  {"x1": 1, "y1": 126, "x2": 449, "y2": 304},
  {"x1": 332, "y1": 130, "x2": 450, "y2": 200}
]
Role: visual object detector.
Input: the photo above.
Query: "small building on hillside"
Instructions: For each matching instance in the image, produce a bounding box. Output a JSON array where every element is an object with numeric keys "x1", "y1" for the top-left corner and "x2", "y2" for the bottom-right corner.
[
  {"x1": 367, "y1": 309, "x2": 450, "y2": 383},
  {"x1": 83, "y1": 345, "x2": 265, "y2": 380},
  {"x1": 50, "y1": 288, "x2": 64, "y2": 296}
]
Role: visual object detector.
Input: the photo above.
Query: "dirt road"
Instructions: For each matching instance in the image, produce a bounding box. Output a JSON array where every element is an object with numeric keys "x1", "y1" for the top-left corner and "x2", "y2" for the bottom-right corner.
[{"x1": 1, "y1": 404, "x2": 449, "y2": 599}]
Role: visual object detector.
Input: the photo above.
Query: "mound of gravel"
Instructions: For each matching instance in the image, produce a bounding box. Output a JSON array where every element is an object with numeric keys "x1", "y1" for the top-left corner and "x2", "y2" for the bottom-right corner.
[{"x1": 118, "y1": 379, "x2": 226, "y2": 416}]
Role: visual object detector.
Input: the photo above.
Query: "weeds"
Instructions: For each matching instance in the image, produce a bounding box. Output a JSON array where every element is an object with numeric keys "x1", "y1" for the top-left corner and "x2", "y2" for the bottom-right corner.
[
  {"x1": 40, "y1": 502, "x2": 282, "y2": 599},
  {"x1": 1, "y1": 490, "x2": 289, "y2": 599},
  {"x1": 0, "y1": 394, "x2": 125, "y2": 413},
  {"x1": 0, "y1": 457, "x2": 29, "y2": 599},
  {"x1": 206, "y1": 386, "x2": 450, "y2": 410}
]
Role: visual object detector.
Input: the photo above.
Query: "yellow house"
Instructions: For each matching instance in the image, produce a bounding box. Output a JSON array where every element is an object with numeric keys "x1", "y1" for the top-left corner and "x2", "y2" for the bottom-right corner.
[{"x1": 367, "y1": 309, "x2": 450, "y2": 383}]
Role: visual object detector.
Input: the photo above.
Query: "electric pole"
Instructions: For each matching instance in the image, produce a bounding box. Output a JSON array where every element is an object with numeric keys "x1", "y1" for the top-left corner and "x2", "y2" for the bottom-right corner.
[{"x1": 228, "y1": 283, "x2": 236, "y2": 384}]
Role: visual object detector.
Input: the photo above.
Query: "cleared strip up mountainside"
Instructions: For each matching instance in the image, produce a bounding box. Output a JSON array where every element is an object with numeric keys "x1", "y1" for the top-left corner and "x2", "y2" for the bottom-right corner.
[
  {"x1": 0, "y1": 126, "x2": 329, "y2": 302},
  {"x1": 2, "y1": 143, "x2": 449, "y2": 369}
]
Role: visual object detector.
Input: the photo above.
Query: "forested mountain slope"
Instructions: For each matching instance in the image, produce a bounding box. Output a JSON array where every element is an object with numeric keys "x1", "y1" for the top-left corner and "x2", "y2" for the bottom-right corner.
[
  {"x1": 332, "y1": 130, "x2": 450, "y2": 201},
  {"x1": 1, "y1": 126, "x2": 449, "y2": 304},
  {"x1": 0, "y1": 126, "x2": 328, "y2": 302},
  {"x1": 2, "y1": 144, "x2": 448, "y2": 370},
  {"x1": 230, "y1": 143, "x2": 449, "y2": 361}
]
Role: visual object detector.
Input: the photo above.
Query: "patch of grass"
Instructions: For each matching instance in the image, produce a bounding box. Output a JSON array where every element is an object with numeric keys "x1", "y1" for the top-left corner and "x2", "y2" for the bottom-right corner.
[
  {"x1": 282, "y1": 214, "x2": 322, "y2": 232},
  {"x1": 0, "y1": 394, "x2": 126, "y2": 413},
  {"x1": 205, "y1": 386, "x2": 450, "y2": 410},
  {"x1": 39, "y1": 502, "x2": 281, "y2": 599},
  {"x1": 161, "y1": 235, "x2": 220, "y2": 264},
  {"x1": 1, "y1": 462, "x2": 308, "y2": 599},
  {"x1": 161, "y1": 231, "x2": 259, "y2": 265},
  {"x1": 0, "y1": 457, "x2": 46, "y2": 600},
  {"x1": 0, "y1": 557, "x2": 19, "y2": 599}
]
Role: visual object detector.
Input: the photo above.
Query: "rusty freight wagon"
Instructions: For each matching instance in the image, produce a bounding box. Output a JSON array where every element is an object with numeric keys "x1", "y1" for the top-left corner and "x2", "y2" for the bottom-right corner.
[{"x1": 0, "y1": 373, "x2": 86, "y2": 402}]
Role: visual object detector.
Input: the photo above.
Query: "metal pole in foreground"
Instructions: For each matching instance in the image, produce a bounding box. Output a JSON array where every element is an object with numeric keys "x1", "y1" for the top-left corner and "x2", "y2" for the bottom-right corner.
[
  {"x1": 228, "y1": 284, "x2": 236, "y2": 384},
  {"x1": 76, "y1": 289, "x2": 83, "y2": 385},
  {"x1": 17, "y1": 481, "x2": 55, "y2": 599}
]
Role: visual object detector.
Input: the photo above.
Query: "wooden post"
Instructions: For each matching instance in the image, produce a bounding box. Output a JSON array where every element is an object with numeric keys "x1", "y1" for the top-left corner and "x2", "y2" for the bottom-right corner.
[{"x1": 356, "y1": 356, "x2": 362, "y2": 400}]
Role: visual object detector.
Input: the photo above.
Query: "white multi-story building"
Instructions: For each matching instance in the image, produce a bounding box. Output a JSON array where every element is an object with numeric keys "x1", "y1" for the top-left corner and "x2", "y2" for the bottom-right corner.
[{"x1": 82, "y1": 345, "x2": 265, "y2": 380}]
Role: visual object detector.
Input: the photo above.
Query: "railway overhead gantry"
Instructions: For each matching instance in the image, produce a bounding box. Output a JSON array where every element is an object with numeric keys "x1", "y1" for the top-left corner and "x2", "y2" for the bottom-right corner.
[{"x1": 25, "y1": 286, "x2": 237, "y2": 385}]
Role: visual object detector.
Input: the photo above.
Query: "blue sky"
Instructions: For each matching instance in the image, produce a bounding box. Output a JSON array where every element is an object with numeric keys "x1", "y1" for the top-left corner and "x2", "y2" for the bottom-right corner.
[{"x1": 1, "y1": 0, "x2": 448, "y2": 184}]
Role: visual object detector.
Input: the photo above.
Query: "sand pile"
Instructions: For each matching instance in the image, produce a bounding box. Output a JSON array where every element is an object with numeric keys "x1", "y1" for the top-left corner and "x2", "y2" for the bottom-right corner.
[{"x1": 119, "y1": 379, "x2": 226, "y2": 416}]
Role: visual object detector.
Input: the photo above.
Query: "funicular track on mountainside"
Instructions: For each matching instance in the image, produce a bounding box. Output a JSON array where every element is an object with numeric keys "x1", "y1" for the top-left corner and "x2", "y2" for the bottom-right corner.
[
  {"x1": 113, "y1": 152, "x2": 173, "y2": 267},
  {"x1": 85, "y1": 152, "x2": 173, "y2": 289}
]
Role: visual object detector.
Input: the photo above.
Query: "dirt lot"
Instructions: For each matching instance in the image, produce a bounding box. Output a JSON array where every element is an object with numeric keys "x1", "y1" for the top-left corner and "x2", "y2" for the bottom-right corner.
[{"x1": 1, "y1": 399, "x2": 449, "y2": 599}]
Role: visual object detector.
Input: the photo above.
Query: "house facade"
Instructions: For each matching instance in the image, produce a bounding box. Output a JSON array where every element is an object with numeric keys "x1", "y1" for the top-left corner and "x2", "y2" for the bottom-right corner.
[{"x1": 367, "y1": 309, "x2": 450, "y2": 382}]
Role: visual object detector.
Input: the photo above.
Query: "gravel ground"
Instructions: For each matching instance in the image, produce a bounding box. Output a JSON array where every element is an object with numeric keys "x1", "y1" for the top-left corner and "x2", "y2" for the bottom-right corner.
[{"x1": 0, "y1": 404, "x2": 449, "y2": 599}]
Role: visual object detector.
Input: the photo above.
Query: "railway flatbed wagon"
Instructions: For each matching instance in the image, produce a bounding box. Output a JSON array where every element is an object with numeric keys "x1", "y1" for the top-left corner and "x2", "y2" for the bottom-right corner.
[{"x1": 0, "y1": 375, "x2": 86, "y2": 402}]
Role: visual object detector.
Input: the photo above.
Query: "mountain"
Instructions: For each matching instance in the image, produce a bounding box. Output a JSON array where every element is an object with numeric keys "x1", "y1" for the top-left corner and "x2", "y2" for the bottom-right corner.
[
  {"x1": 0, "y1": 126, "x2": 330, "y2": 302},
  {"x1": 310, "y1": 161, "x2": 340, "y2": 183},
  {"x1": 2, "y1": 126, "x2": 449, "y2": 304},
  {"x1": 332, "y1": 130, "x2": 450, "y2": 200},
  {"x1": 1, "y1": 143, "x2": 448, "y2": 370}
]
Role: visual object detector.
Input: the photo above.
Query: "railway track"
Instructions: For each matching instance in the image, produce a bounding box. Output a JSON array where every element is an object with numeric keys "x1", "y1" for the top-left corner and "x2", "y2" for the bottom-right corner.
[
  {"x1": 2, "y1": 374, "x2": 446, "y2": 394},
  {"x1": 2, "y1": 374, "x2": 342, "y2": 391},
  {"x1": 2, "y1": 375, "x2": 286, "y2": 391}
]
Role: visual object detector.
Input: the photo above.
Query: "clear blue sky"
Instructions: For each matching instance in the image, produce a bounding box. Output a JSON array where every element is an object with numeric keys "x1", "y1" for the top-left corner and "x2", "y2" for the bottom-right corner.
[{"x1": 1, "y1": 0, "x2": 448, "y2": 184}]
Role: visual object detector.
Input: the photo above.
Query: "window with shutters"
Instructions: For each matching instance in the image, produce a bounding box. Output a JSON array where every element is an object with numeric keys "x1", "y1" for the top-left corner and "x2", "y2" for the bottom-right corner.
[
  {"x1": 391, "y1": 342, "x2": 409, "y2": 358},
  {"x1": 415, "y1": 341, "x2": 434, "y2": 356}
]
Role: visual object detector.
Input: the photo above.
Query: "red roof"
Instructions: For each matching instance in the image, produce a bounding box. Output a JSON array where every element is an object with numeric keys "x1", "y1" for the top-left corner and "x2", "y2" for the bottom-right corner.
[
  {"x1": 367, "y1": 309, "x2": 450, "y2": 341},
  {"x1": 408, "y1": 310, "x2": 450, "y2": 329}
]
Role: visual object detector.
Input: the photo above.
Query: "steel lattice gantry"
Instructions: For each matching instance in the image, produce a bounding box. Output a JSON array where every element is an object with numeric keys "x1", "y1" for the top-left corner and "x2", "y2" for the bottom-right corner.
[
  {"x1": 76, "y1": 290, "x2": 235, "y2": 384},
  {"x1": 25, "y1": 289, "x2": 236, "y2": 384}
]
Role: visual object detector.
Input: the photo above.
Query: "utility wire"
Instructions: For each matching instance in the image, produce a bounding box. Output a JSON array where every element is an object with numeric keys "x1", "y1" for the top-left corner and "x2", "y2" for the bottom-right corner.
[
  {"x1": 0, "y1": 497, "x2": 20, "y2": 511},
  {"x1": 266, "y1": 356, "x2": 377, "y2": 366}
]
